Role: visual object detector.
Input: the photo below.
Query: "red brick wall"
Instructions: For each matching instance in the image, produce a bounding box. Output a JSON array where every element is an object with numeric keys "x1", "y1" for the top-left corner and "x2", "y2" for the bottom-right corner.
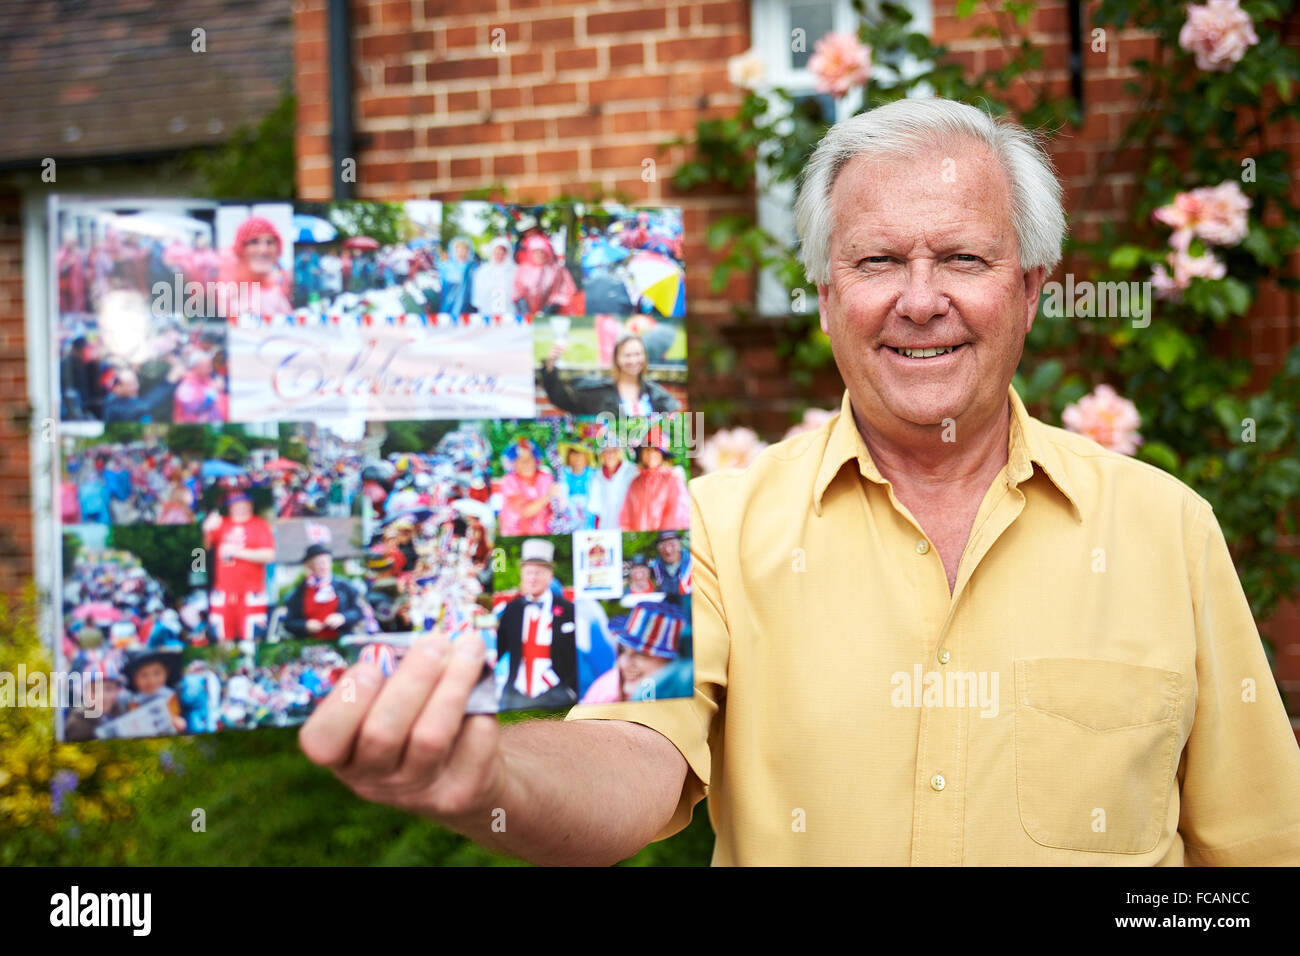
[{"x1": 0, "y1": 191, "x2": 32, "y2": 598}]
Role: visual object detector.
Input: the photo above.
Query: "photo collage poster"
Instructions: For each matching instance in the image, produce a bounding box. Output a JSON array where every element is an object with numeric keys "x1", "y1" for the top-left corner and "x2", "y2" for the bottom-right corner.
[{"x1": 48, "y1": 196, "x2": 694, "y2": 741}]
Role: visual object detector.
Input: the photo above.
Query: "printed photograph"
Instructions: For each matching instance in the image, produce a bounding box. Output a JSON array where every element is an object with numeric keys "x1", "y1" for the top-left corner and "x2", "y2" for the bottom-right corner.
[
  {"x1": 59, "y1": 311, "x2": 228, "y2": 425},
  {"x1": 290, "y1": 200, "x2": 443, "y2": 316},
  {"x1": 534, "y1": 314, "x2": 687, "y2": 419},
  {"x1": 504, "y1": 203, "x2": 582, "y2": 316},
  {"x1": 213, "y1": 203, "x2": 296, "y2": 318},
  {"x1": 577, "y1": 203, "x2": 686, "y2": 319}
]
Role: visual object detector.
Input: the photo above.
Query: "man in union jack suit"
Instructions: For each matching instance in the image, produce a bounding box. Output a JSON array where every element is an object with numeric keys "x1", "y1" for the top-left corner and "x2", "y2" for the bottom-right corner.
[
  {"x1": 497, "y1": 538, "x2": 578, "y2": 711},
  {"x1": 649, "y1": 531, "x2": 691, "y2": 602}
]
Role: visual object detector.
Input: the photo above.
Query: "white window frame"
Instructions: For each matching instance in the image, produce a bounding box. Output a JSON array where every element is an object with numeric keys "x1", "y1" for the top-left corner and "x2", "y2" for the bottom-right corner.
[{"x1": 750, "y1": 0, "x2": 934, "y2": 317}]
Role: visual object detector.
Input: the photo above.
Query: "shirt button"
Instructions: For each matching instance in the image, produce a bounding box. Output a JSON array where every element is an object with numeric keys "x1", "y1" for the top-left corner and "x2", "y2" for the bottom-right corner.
[
  {"x1": 930, "y1": 773, "x2": 946, "y2": 792},
  {"x1": 937, "y1": 648, "x2": 951, "y2": 664},
  {"x1": 915, "y1": 539, "x2": 930, "y2": 555}
]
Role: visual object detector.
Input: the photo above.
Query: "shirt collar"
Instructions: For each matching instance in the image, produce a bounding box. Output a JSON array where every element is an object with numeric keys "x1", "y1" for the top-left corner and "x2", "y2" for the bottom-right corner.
[{"x1": 812, "y1": 385, "x2": 1082, "y2": 522}]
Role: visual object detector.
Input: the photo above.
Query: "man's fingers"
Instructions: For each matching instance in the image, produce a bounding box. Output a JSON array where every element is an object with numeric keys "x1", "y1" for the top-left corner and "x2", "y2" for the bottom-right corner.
[
  {"x1": 422, "y1": 714, "x2": 503, "y2": 819},
  {"x1": 298, "y1": 661, "x2": 386, "y2": 768},
  {"x1": 401, "y1": 634, "x2": 489, "y2": 775},
  {"x1": 347, "y1": 629, "x2": 451, "y2": 776}
]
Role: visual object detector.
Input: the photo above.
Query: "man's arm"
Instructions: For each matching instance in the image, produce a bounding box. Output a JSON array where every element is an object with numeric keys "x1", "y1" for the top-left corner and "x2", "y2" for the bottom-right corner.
[{"x1": 299, "y1": 629, "x2": 688, "y2": 867}]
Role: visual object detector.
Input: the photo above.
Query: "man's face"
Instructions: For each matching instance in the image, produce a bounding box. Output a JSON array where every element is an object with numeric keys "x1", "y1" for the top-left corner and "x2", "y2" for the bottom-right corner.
[
  {"x1": 229, "y1": 499, "x2": 253, "y2": 522},
  {"x1": 816, "y1": 140, "x2": 1045, "y2": 432},
  {"x1": 656, "y1": 537, "x2": 680, "y2": 564},
  {"x1": 519, "y1": 563, "x2": 553, "y2": 598},
  {"x1": 453, "y1": 242, "x2": 470, "y2": 262},
  {"x1": 306, "y1": 554, "x2": 332, "y2": 578}
]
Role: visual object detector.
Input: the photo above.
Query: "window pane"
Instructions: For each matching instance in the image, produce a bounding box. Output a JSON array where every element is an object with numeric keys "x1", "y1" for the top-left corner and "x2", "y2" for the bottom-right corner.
[{"x1": 789, "y1": 0, "x2": 836, "y2": 71}]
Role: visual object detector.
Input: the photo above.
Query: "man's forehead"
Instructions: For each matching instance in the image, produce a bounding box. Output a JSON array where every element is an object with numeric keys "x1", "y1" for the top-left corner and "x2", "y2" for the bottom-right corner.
[{"x1": 828, "y1": 144, "x2": 1013, "y2": 250}]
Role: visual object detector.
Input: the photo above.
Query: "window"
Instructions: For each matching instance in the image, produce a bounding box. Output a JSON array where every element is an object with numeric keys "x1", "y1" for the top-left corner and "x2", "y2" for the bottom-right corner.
[{"x1": 750, "y1": 0, "x2": 933, "y2": 315}]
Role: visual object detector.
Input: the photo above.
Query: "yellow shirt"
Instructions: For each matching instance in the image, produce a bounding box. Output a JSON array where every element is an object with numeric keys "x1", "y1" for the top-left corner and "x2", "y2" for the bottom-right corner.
[{"x1": 567, "y1": 385, "x2": 1300, "y2": 865}]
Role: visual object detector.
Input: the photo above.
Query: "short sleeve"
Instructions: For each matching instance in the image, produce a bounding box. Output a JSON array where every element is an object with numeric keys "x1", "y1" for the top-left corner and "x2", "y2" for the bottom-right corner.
[
  {"x1": 565, "y1": 485, "x2": 729, "y2": 842},
  {"x1": 1177, "y1": 500, "x2": 1300, "y2": 864}
]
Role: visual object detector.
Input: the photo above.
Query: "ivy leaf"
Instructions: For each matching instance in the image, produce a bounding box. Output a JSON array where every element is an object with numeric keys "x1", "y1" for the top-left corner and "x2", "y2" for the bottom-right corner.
[{"x1": 1242, "y1": 225, "x2": 1279, "y2": 265}]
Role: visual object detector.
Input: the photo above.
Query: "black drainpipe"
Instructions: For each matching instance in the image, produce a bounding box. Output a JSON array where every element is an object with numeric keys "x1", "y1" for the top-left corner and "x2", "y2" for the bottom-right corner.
[
  {"x1": 328, "y1": 0, "x2": 356, "y2": 200},
  {"x1": 1068, "y1": 0, "x2": 1085, "y2": 114}
]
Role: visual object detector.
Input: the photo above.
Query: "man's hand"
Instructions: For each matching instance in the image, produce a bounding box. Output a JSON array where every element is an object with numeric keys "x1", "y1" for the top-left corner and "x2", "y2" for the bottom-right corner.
[
  {"x1": 544, "y1": 343, "x2": 565, "y2": 369},
  {"x1": 299, "y1": 628, "x2": 504, "y2": 821}
]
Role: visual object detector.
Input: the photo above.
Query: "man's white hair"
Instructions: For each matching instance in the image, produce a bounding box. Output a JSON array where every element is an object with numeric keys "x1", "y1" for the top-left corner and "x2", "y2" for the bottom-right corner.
[{"x1": 794, "y1": 98, "x2": 1066, "y2": 285}]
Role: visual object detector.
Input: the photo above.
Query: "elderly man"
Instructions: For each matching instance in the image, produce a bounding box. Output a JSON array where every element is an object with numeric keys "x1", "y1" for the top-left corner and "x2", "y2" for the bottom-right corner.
[{"x1": 300, "y1": 98, "x2": 1300, "y2": 865}]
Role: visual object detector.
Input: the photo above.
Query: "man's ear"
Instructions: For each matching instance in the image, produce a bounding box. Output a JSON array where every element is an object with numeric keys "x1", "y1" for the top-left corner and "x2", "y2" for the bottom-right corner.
[
  {"x1": 817, "y1": 284, "x2": 832, "y2": 335},
  {"x1": 1023, "y1": 266, "x2": 1046, "y2": 334}
]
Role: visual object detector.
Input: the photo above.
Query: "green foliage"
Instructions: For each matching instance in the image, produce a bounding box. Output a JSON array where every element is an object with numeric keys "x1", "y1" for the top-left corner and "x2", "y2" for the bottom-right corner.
[
  {"x1": 104, "y1": 525, "x2": 202, "y2": 599},
  {"x1": 179, "y1": 82, "x2": 296, "y2": 200}
]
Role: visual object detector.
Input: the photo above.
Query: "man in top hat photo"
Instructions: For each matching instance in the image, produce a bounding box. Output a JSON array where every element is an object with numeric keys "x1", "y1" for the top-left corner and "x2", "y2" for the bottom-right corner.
[
  {"x1": 496, "y1": 538, "x2": 578, "y2": 711},
  {"x1": 202, "y1": 491, "x2": 275, "y2": 646},
  {"x1": 649, "y1": 531, "x2": 692, "y2": 599},
  {"x1": 579, "y1": 602, "x2": 690, "y2": 705},
  {"x1": 282, "y1": 543, "x2": 366, "y2": 642}
]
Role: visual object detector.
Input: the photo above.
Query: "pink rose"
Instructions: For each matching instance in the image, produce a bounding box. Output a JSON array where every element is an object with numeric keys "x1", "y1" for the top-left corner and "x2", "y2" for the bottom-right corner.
[
  {"x1": 698, "y1": 428, "x2": 768, "y2": 474},
  {"x1": 1153, "y1": 180, "x2": 1250, "y2": 248},
  {"x1": 781, "y1": 408, "x2": 837, "y2": 441},
  {"x1": 1062, "y1": 384, "x2": 1144, "y2": 456},
  {"x1": 807, "y1": 32, "x2": 871, "y2": 97},
  {"x1": 1151, "y1": 246, "x2": 1227, "y2": 300},
  {"x1": 1178, "y1": 0, "x2": 1259, "y2": 72}
]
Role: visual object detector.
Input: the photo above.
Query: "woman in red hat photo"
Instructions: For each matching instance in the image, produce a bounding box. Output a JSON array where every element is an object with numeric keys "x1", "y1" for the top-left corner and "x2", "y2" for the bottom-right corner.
[{"x1": 216, "y1": 215, "x2": 293, "y2": 318}]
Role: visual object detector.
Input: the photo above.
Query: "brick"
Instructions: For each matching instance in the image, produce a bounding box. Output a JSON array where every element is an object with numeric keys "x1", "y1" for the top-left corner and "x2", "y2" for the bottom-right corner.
[
  {"x1": 554, "y1": 113, "x2": 605, "y2": 139},
  {"x1": 531, "y1": 16, "x2": 575, "y2": 43},
  {"x1": 447, "y1": 89, "x2": 481, "y2": 111},
  {"x1": 587, "y1": 9, "x2": 666, "y2": 34},
  {"x1": 510, "y1": 52, "x2": 545, "y2": 75},
  {"x1": 555, "y1": 47, "x2": 598, "y2": 71},
  {"x1": 360, "y1": 94, "x2": 412, "y2": 118},
  {"x1": 589, "y1": 74, "x2": 672, "y2": 104},
  {"x1": 531, "y1": 81, "x2": 577, "y2": 106},
  {"x1": 360, "y1": 33, "x2": 414, "y2": 58},
  {"x1": 656, "y1": 35, "x2": 746, "y2": 63},
  {"x1": 411, "y1": 159, "x2": 441, "y2": 180},
  {"x1": 590, "y1": 143, "x2": 655, "y2": 170},
  {"x1": 385, "y1": 63, "x2": 414, "y2": 85},
  {"x1": 374, "y1": 128, "x2": 416, "y2": 151},
  {"x1": 609, "y1": 42, "x2": 644, "y2": 68},
  {"x1": 427, "y1": 123, "x2": 506, "y2": 146},
  {"x1": 512, "y1": 118, "x2": 548, "y2": 140},
  {"x1": 450, "y1": 157, "x2": 483, "y2": 178},
  {"x1": 425, "y1": 57, "x2": 501, "y2": 82},
  {"x1": 489, "y1": 87, "x2": 523, "y2": 110},
  {"x1": 612, "y1": 110, "x2": 654, "y2": 133},
  {"x1": 446, "y1": 25, "x2": 478, "y2": 48},
  {"x1": 425, "y1": 0, "x2": 493, "y2": 15},
  {"x1": 494, "y1": 153, "x2": 526, "y2": 176},
  {"x1": 701, "y1": 0, "x2": 746, "y2": 26},
  {"x1": 379, "y1": 0, "x2": 413, "y2": 27},
  {"x1": 536, "y1": 149, "x2": 579, "y2": 173}
]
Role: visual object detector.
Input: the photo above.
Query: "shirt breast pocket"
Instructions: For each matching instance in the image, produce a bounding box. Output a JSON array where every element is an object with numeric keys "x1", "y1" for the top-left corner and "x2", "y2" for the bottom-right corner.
[{"x1": 1013, "y1": 657, "x2": 1184, "y2": 855}]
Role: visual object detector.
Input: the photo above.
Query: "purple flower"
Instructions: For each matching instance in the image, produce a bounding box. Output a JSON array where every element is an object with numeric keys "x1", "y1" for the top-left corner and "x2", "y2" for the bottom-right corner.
[{"x1": 50, "y1": 769, "x2": 79, "y2": 817}]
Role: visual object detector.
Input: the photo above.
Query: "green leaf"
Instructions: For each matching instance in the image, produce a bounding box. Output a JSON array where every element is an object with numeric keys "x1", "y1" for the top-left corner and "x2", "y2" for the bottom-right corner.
[
  {"x1": 1107, "y1": 245, "x2": 1146, "y2": 270},
  {"x1": 1242, "y1": 226, "x2": 1279, "y2": 265},
  {"x1": 1220, "y1": 277, "x2": 1253, "y2": 316},
  {"x1": 1139, "y1": 441, "x2": 1180, "y2": 474},
  {"x1": 955, "y1": 0, "x2": 978, "y2": 17}
]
